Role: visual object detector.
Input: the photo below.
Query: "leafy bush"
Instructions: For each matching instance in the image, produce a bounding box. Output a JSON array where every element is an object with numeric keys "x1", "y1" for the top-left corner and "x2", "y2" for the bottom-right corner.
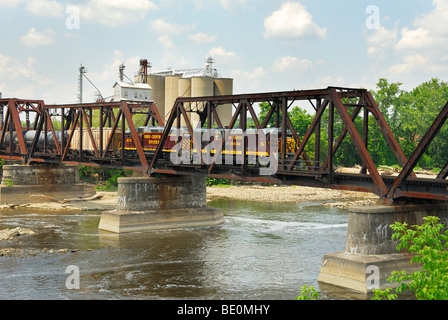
[
  {"x1": 79, "y1": 166, "x2": 132, "y2": 190},
  {"x1": 295, "y1": 285, "x2": 320, "y2": 300},
  {"x1": 206, "y1": 177, "x2": 230, "y2": 186},
  {"x1": 372, "y1": 216, "x2": 448, "y2": 300}
]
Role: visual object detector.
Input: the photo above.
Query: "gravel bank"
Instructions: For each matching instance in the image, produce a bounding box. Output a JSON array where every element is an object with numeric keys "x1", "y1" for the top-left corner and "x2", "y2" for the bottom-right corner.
[{"x1": 207, "y1": 185, "x2": 378, "y2": 205}]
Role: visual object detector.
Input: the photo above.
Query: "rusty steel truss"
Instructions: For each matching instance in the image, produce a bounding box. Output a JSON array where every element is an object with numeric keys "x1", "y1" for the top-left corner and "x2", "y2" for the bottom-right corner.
[
  {"x1": 0, "y1": 87, "x2": 448, "y2": 204},
  {"x1": 0, "y1": 98, "x2": 164, "y2": 170}
]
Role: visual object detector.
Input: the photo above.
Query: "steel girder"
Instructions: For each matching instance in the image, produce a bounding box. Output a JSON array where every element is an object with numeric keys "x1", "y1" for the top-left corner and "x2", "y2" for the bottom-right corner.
[{"x1": 1, "y1": 87, "x2": 448, "y2": 203}]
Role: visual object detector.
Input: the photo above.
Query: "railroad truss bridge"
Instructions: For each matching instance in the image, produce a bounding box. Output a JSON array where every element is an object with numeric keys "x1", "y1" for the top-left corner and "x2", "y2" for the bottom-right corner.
[{"x1": 1, "y1": 86, "x2": 448, "y2": 204}]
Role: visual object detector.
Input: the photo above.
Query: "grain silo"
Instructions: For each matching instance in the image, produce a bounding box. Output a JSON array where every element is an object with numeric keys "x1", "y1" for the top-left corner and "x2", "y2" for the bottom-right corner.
[
  {"x1": 164, "y1": 75, "x2": 181, "y2": 120},
  {"x1": 191, "y1": 77, "x2": 214, "y2": 127},
  {"x1": 178, "y1": 77, "x2": 191, "y2": 98},
  {"x1": 138, "y1": 57, "x2": 233, "y2": 128},
  {"x1": 214, "y1": 78, "x2": 233, "y2": 127},
  {"x1": 147, "y1": 75, "x2": 166, "y2": 118}
]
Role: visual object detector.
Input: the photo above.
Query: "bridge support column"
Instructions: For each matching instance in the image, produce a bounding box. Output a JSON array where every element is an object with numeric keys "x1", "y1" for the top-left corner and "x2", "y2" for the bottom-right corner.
[
  {"x1": 318, "y1": 203, "x2": 448, "y2": 294},
  {"x1": 0, "y1": 164, "x2": 96, "y2": 204},
  {"x1": 98, "y1": 176, "x2": 224, "y2": 233}
]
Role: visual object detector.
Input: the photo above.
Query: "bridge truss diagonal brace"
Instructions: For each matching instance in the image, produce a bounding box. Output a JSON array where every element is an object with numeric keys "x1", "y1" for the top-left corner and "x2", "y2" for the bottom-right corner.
[
  {"x1": 287, "y1": 99, "x2": 329, "y2": 171},
  {"x1": 147, "y1": 100, "x2": 182, "y2": 175},
  {"x1": 329, "y1": 88, "x2": 388, "y2": 197},
  {"x1": 364, "y1": 91, "x2": 416, "y2": 178},
  {"x1": 387, "y1": 100, "x2": 448, "y2": 201},
  {"x1": 121, "y1": 101, "x2": 150, "y2": 173},
  {"x1": 7, "y1": 100, "x2": 29, "y2": 157}
]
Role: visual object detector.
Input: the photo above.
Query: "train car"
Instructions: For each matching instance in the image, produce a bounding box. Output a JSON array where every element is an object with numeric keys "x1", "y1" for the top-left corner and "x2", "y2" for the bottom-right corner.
[
  {"x1": 123, "y1": 126, "x2": 297, "y2": 162},
  {"x1": 70, "y1": 128, "x2": 122, "y2": 154},
  {"x1": 124, "y1": 126, "x2": 183, "y2": 155}
]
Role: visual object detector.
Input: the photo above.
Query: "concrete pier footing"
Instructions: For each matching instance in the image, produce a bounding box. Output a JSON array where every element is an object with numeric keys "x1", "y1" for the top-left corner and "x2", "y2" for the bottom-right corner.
[
  {"x1": 318, "y1": 203, "x2": 448, "y2": 293},
  {"x1": 0, "y1": 164, "x2": 96, "y2": 204},
  {"x1": 98, "y1": 176, "x2": 224, "y2": 233}
]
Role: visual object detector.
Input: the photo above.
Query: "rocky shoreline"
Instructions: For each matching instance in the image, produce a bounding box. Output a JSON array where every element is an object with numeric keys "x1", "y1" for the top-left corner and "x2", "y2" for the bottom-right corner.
[{"x1": 0, "y1": 227, "x2": 82, "y2": 257}]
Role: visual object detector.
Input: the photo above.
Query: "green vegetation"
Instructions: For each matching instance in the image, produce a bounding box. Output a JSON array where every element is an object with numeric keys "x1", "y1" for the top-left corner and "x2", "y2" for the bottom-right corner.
[
  {"x1": 256, "y1": 78, "x2": 448, "y2": 170},
  {"x1": 370, "y1": 78, "x2": 448, "y2": 169},
  {"x1": 3, "y1": 178, "x2": 13, "y2": 188},
  {"x1": 295, "y1": 285, "x2": 320, "y2": 300},
  {"x1": 79, "y1": 166, "x2": 133, "y2": 190},
  {"x1": 372, "y1": 216, "x2": 448, "y2": 300},
  {"x1": 206, "y1": 177, "x2": 231, "y2": 186}
]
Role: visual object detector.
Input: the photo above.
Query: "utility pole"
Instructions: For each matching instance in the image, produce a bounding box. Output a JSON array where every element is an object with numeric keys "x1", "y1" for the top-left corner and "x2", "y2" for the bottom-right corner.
[{"x1": 78, "y1": 65, "x2": 87, "y2": 104}]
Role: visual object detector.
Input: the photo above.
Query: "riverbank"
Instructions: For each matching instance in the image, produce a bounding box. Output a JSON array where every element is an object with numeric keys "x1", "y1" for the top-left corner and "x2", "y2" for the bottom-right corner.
[
  {"x1": 0, "y1": 183, "x2": 379, "y2": 213},
  {"x1": 207, "y1": 185, "x2": 378, "y2": 208}
]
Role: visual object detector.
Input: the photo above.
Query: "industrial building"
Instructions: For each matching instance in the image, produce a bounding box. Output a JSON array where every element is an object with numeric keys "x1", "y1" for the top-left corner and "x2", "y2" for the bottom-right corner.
[
  {"x1": 112, "y1": 81, "x2": 152, "y2": 102},
  {"x1": 111, "y1": 62, "x2": 152, "y2": 102},
  {"x1": 136, "y1": 57, "x2": 234, "y2": 127}
]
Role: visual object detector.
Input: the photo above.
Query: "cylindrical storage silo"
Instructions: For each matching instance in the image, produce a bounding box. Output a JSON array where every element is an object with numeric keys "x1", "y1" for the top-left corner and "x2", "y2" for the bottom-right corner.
[
  {"x1": 178, "y1": 78, "x2": 191, "y2": 98},
  {"x1": 191, "y1": 77, "x2": 214, "y2": 127},
  {"x1": 178, "y1": 78, "x2": 192, "y2": 126},
  {"x1": 147, "y1": 75, "x2": 166, "y2": 119},
  {"x1": 214, "y1": 78, "x2": 234, "y2": 127},
  {"x1": 165, "y1": 75, "x2": 181, "y2": 120}
]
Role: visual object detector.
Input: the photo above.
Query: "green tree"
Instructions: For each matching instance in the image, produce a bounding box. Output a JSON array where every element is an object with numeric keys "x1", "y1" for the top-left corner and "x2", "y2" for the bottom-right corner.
[
  {"x1": 406, "y1": 79, "x2": 448, "y2": 169},
  {"x1": 370, "y1": 78, "x2": 406, "y2": 166},
  {"x1": 372, "y1": 216, "x2": 448, "y2": 300}
]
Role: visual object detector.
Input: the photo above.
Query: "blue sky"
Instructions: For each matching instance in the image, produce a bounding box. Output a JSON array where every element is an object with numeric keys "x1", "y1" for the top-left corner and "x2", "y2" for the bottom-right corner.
[{"x1": 0, "y1": 0, "x2": 445, "y2": 107}]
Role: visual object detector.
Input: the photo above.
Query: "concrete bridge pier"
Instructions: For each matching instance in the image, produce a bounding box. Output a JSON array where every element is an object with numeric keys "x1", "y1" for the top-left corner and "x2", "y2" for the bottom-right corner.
[
  {"x1": 98, "y1": 176, "x2": 224, "y2": 233},
  {"x1": 0, "y1": 164, "x2": 96, "y2": 204},
  {"x1": 318, "y1": 203, "x2": 448, "y2": 294}
]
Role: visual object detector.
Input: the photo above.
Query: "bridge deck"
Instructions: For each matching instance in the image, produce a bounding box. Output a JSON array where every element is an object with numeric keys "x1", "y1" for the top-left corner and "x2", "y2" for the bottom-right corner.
[{"x1": 0, "y1": 87, "x2": 447, "y2": 204}]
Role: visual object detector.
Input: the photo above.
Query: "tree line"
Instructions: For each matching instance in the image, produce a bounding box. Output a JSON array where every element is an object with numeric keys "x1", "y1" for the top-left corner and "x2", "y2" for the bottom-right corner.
[{"x1": 253, "y1": 78, "x2": 448, "y2": 171}]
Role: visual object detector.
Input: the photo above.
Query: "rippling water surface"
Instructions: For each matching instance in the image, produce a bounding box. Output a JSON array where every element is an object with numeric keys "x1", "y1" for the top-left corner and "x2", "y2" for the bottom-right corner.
[{"x1": 0, "y1": 199, "x2": 363, "y2": 300}]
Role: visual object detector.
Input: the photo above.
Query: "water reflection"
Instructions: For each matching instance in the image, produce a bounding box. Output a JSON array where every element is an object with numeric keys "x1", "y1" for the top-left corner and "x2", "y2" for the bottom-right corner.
[{"x1": 0, "y1": 199, "x2": 357, "y2": 300}]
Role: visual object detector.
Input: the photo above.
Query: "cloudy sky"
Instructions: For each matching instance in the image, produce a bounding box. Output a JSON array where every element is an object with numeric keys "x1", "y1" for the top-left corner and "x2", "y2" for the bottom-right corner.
[{"x1": 0, "y1": 0, "x2": 445, "y2": 106}]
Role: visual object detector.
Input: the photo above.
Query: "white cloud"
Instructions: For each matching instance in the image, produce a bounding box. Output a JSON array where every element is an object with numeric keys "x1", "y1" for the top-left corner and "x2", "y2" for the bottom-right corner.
[
  {"x1": 25, "y1": 0, "x2": 64, "y2": 17},
  {"x1": 272, "y1": 56, "x2": 313, "y2": 72},
  {"x1": 220, "y1": 0, "x2": 249, "y2": 12},
  {"x1": 158, "y1": 35, "x2": 175, "y2": 49},
  {"x1": 387, "y1": 54, "x2": 444, "y2": 76},
  {"x1": 0, "y1": 54, "x2": 54, "y2": 99},
  {"x1": 154, "y1": 35, "x2": 190, "y2": 68},
  {"x1": 366, "y1": 26, "x2": 397, "y2": 58},
  {"x1": 231, "y1": 67, "x2": 267, "y2": 81},
  {"x1": 150, "y1": 19, "x2": 194, "y2": 35},
  {"x1": 264, "y1": 2, "x2": 326, "y2": 39},
  {"x1": 314, "y1": 75, "x2": 345, "y2": 88},
  {"x1": 0, "y1": 0, "x2": 24, "y2": 6},
  {"x1": 230, "y1": 67, "x2": 268, "y2": 92},
  {"x1": 207, "y1": 47, "x2": 240, "y2": 64},
  {"x1": 395, "y1": 27, "x2": 433, "y2": 51},
  {"x1": 80, "y1": 0, "x2": 157, "y2": 27},
  {"x1": 365, "y1": 0, "x2": 448, "y2": 83},
  {"x1": 20, "y1": 28, "x2": 56, "y2": 47},
  {"x1": 189, "y1": 32, "x2": 216, "y2": 45}
]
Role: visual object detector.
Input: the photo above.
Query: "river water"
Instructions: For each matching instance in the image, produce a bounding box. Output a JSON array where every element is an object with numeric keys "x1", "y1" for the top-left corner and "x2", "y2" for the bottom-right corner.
[{"x1": 0, "y1": 199, "x2": 366, "y2": 300}]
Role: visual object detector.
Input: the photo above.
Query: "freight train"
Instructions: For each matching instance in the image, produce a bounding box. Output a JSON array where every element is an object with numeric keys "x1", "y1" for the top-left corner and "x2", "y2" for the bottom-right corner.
[
  {"x1": 123, "y1": 126, "x2": 297, "y2": 161},
  {"x1": 1, "y1": 126, "x2": 297, "y2": 163}
]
